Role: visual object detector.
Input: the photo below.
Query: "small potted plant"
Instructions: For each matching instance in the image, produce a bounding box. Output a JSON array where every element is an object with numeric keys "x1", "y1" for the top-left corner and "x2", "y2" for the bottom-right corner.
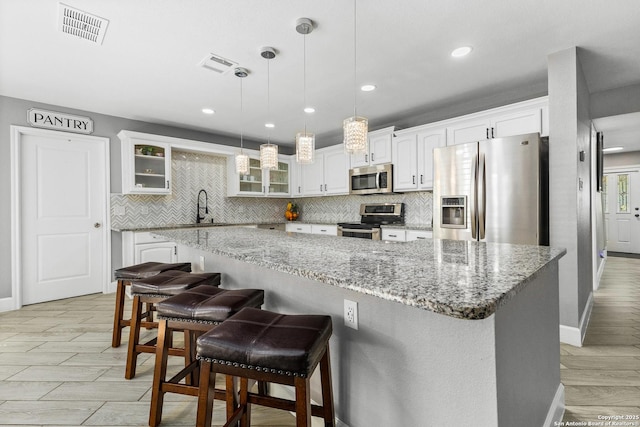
[{"x1": 141, "y1": 146, "x2": 155, "y2": 156}]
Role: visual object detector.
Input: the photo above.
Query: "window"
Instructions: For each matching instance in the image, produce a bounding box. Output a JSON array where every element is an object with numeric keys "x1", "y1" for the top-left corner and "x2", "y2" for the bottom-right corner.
[
  {"x1": 602, "y1": 175, "x2": 608, "y2": 214},
  {"x1": 617, "y1": 174, "x2": 629, "y2": 213}
]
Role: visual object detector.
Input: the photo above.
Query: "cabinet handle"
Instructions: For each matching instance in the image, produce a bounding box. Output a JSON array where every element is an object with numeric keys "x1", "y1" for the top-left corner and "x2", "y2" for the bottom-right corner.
[
  {"x1": 324, "y1": 184, "x2": 327, "y2": 191},
  {"x1": 320, "y1": 185, "x2": 323, "y2": 192},
  {"x1": 166, "y1": 180, "x2": 170, "y2": 189},
  {"x1": 366, "y1": 154, "x2": 369, "y2": 163},
  {"x1": 486, "y1": 128, "x2": 489, "y2": 139},
  {"x1": 389, "y1": 234, "x2": 397, "y2": 237},
  {"x1": 420, "y1": 174, "x2": 424, "y2": 184},
  {"x1": 174, "y1": 246, "x2": 177, "y2": 255},
  {"x1": 491, "y1": 127, "x2": 495, "y2": 138},
  {"x1": 412, "y1": 175, "x2": 416, "y2": 184},
  {"x1": 371, "y1": 153, "x2": 374, "y2": 162},
  {"x1": 298, "y1": 186, "x2": 301, "y2": 193},
  {"x1": 416, "y1": 236, "x2": 427, "y2": 240}
]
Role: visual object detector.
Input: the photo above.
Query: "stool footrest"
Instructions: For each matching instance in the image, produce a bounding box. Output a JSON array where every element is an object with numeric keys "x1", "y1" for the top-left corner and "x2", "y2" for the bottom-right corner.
[
  {"x1": 247, "y1": 392, "x2": 325, "y2": 418},
  {"x1": 165, "y1": 360, "x2": 199, "y2": 388}
]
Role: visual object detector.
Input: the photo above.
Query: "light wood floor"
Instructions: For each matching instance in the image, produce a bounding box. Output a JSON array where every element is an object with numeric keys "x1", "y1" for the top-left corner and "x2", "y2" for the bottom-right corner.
[
  {"x1": 561, "y1": 255, "x2": 640, "y2": 423},
  {"x1": 0, "y1": 293, "x2": 296, "y2": 426}
]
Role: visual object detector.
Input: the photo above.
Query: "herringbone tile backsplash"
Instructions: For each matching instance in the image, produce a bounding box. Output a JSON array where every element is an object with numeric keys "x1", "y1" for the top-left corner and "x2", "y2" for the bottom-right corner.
[{"x1": 111, "y1": 151, "x2": 433, "y2": 229}]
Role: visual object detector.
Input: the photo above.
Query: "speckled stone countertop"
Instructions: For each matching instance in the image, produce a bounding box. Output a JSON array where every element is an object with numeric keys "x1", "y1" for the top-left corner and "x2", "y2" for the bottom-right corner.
[
  {"x1": 112, "y1": 223, "x2": 272, "y2": 232},
  {"x1": 154, "y1": 227, "x2": 565, "y2": 320},
  {"x1": 381, "y1": 224, "x2": 433, "y2": 231}
]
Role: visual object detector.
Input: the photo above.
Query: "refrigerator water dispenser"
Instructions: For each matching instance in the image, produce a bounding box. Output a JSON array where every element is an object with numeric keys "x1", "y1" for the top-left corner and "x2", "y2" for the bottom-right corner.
[{"x1": 440, "y1": 196, "x2": 467, "y2": 229}]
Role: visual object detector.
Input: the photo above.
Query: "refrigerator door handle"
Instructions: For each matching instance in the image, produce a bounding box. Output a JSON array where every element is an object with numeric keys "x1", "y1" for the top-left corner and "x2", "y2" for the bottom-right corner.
[
  {"x1": 470, "y1": 154, "x2": 477, "y2": 239},
  {"x1": 478, "y1": 153, "x2": 486, "y2": 239}
]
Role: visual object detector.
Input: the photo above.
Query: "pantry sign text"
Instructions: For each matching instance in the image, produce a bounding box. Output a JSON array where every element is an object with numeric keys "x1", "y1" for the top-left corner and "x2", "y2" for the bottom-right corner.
[{"x1": 27, "y1": 108, "x2": 93, "y2": 134}]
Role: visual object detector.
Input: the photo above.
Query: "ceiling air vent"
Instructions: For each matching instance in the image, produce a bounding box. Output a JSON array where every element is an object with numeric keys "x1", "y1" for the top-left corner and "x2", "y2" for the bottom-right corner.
[
  {"x1": 198, "y1": 53, "x2": 238, "y2": 74},
  {"x1": 58, "y1": 3, "x2": 109, "y2": 45}
]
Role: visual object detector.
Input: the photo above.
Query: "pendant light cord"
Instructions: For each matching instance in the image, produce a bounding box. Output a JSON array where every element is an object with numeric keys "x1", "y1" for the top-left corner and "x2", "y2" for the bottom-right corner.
[
  {"x1": 303, "y1": 32, "x2": 307, "y2": 135},
  {"x1": 239, "y1": 77, "x2": 244, "y2": 151},
  {"x1": 266, "y1": 57, "x2": 271, "y2": 143},
  {"x1": 353, "y1": 0, "x2": 357, "y2": 118}
]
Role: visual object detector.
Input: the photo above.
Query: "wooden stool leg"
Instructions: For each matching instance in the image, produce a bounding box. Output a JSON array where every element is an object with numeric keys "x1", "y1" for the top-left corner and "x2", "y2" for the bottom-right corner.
[
  {"x1": 149, "y1": 319, "x2": 172, "y2": 427},
  {"x1": 294, "y1": 376, "x2": 312, "y2": 427},
  {"x1": 144, "y1": 302, "x2": 154, "y2": 329},
  {"x1": 125, "y1": 295, "x2": 143, "y2": 379},
  {"x1": 319, "y1": 346, "x2": 335, "y2": 427},
  {"x1": 184, "y1": 330, "x2": 195, "y2": 386},
  {"x1": 111, "y1": 279, "x2": 127, "y2": 347},
  {"x1": 239, "y1": 377, "x2": 250, "y2": 427},
  {"x1": 196, "y1": 360, "x2": 215, "y2": 427}
]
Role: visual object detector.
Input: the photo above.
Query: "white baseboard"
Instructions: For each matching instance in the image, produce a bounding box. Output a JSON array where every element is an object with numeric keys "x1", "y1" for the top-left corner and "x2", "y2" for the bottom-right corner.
[
  {"x1": 594, "y1": 253, "x2": 607, "y2": 291},
  {"x1": 107, "y1": 280, "x2": 117, "y2": 294},
  {"x1": 543, "y1": 383, "x2": 565, "y2": 427},
  {"x1": 560, "y1": 293, "x2": 594, "y2": 347},
  {"x1": 0, "y1": 296, "x2": 17, "y2": 313}
]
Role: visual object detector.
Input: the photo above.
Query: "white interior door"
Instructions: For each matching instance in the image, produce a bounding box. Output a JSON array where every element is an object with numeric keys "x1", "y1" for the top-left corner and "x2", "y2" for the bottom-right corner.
[
  {"x1": 18, "y1": 128, "x2": 108, "y2": 305},
  {"x1": 604, "y1": 170, "x2": 640, "y2": 253}
]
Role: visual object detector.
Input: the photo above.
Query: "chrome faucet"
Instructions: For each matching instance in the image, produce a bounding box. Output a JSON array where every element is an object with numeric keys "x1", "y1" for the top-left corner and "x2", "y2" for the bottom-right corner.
[{"x1": 196, "y1": 189, "x2": 208, "y2": 223}]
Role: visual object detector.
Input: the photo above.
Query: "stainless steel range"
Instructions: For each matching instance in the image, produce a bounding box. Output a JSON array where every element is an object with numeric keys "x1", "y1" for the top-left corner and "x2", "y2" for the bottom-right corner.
[{"x1": 337, "y1": 203, "x2": 405, "y2": 240}]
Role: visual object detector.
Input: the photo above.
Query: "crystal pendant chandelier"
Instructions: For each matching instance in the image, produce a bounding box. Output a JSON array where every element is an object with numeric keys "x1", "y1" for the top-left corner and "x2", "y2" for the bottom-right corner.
[
  {"x1": 295, "y1": 18, "x2": 315, "y2": 164},
  {"x1": 234, "y1": 67, "x2": 250, "y2": 176},
  {"x1": 260, "y1": 47, "x2": 278, "y2": 170},
  {"x1": 343, "y1": 0, "x2": 368, "y2": 154}
]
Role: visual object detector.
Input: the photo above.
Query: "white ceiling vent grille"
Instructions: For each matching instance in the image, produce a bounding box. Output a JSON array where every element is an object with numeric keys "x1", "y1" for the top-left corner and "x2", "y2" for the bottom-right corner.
[
  {"x1": 58, "y1": 3, "x2": 109, "y2": 45},
  {"x1": 198, "y1": 53, "x2": 238, "y2": 74}
]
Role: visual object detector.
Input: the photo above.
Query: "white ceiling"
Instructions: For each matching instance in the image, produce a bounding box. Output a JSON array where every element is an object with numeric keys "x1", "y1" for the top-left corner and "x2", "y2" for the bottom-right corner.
[{"x1": 1, "y1": 0, "x2": 640, "y2": 150}]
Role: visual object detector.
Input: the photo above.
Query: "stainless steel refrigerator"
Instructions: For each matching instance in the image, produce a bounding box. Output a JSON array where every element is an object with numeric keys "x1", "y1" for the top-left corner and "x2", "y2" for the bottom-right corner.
[{"x1": 433, "y1": 133, "x2": 548, "y2": 245}]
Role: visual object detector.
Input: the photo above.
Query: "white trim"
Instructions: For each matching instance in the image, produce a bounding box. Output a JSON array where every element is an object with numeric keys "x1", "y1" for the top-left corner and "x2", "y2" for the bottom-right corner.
[
  {"x1": 0, "y1": 297, "x2": 15, "y2": 312},
  {"x1": 559, "y1": 292, "x2": 594, "y2": 347},
  {"x1": 603, "y1": 164, "x2": 640, "y2": 174},
  {"x1": 9, "y1": 126, "x2": 111, "y2": 311},
  {"x1": 595, "y1": 251, "x2": 607, "y2": 291},
  {"x1": 542, "y1": 383, "x2": 565, "y2": 427}
]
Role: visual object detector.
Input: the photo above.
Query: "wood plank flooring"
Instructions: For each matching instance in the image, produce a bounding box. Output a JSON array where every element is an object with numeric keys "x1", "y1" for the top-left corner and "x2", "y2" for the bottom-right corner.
[
  {"x1": 0, "y1": 293, "x2": 296, "y2": 426},
  {"x1": 561, "y1": 255, "x2": 640, "y2": 423}
]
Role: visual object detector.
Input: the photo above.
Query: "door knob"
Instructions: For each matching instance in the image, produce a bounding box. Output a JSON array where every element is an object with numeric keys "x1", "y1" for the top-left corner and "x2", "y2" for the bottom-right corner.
[
  {"x1": 635, "y1": 214, "x2": 639, "y2": 218},
  {"x1": 94, "y1": 222, "x2": 102, "y2": 228}
]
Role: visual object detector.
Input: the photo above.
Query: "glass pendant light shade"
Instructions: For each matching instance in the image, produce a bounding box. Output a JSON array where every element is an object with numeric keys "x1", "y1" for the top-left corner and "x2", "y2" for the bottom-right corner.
[
  {"x1": 235, "y1": 151, "x2": 249, "y2": 175},
  {"x1": 296, "y1": 132, "x2": 315, "y2": 164},
  {"x1": 260, "y1": 143, "x2": 278, "y2": 170},
  {"x1": 343, "y1": 116, "x2": 368, "y2": 154}
]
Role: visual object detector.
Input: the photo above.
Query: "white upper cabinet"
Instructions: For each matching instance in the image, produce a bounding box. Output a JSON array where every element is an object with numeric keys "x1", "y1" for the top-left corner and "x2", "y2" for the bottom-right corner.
[
  {"x1": 119, "y1": 130, "x2": 172, "y2": 195},
  {"x1": 446, "y1": 97, "x2": 548, "y2": 146},
  {"x1": 392, "y1": 125, "x2": 446, "y2": 191},
  {"x1": 299, "y1": 145, "x2": 350, "y2": 197},
  {"x1": 228, "y1": 155, "x2": 291, "y2": 197},
  {"x1": 350, "y1": 126, "x2": 395, "y2": 168}
]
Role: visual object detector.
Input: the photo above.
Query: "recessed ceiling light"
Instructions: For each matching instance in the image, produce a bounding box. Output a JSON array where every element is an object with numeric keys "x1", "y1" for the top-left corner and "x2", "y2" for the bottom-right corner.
[
  {"x1": 361, "y1": 84, "x2": 376, "y2": 92},
  {"x1": 602, "y1": 146, "x2": 623, "y2": 152},
  {"x1": 265, "y1": 123, "x2": 275, "y2": 128},
  {"x1": 451, "y1": 46, "x2": 473, "y2": 58},
  {"x1": 304, "y1": 107, "x2": 316, "y2": 113},
  {"x1": 202, "y1": 108, "x2": 215, "y2": 114}
]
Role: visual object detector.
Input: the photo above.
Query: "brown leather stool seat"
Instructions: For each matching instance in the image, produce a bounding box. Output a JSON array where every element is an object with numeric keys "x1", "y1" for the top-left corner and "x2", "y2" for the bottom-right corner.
[
  {"x1": 125, "y1": 271, "x2": 221, "y2": 379},
  {"x1": 149, "y1": 285, "x2": 265, "y2": 427},
  {"x1": 195, "y1": 307, "x2": 335, "y2": 427},
  {"x1": 112, "y1": 262, "x2": 191, "y2": 348}
]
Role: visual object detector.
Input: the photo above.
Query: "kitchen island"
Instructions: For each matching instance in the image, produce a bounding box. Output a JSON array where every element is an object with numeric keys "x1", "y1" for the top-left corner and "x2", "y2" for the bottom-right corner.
[{"x1": 155, "y1": 226, "x2": 566, "y2": 427}]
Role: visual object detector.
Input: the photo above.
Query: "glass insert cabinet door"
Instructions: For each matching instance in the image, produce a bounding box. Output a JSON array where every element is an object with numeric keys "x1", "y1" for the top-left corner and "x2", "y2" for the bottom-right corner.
[
  {"x1": 267, "y1": 161, "x2": 289, "y2": 195},
  {"x1": 119, "y1": 133, "x2": 172, "y2": 195}
]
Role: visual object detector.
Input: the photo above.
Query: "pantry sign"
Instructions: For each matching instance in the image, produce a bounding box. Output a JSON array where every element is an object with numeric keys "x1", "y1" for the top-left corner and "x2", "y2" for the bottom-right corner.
[{"x1": 27, "y1": 108, "x2": 93, "y2": 134}]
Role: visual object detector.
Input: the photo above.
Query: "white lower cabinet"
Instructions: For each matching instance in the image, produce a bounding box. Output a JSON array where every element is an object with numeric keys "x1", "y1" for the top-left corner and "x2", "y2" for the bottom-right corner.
[
  {"x1": 122, "y1": 231, "x2": 177, "y2": 266},
  {"x1": 285, "y1": 223, "x2": 337, "y2": 235},
  {"x1": 406, "y1": 230, "x2": 433, "y2": 241},
  {"x1": 285, "y1": 223, "x2": 313, "y2": 233},
  {"x1": 382, "y1": 228, "x2": 433, "y2": 242},
  {"x1": 381, "y1": 229, "x2": 406, "y2": 242},
  {"x1": 311, "y1": 224, "x2": 338, "y2": 236}
]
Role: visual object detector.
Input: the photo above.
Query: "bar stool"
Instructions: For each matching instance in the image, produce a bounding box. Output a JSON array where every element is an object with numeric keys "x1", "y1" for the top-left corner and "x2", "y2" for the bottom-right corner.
[
  {"x1": 149, "y1": 284, "x2": 265, "y2": 427},
  {"x1": 125, "y1": 270, "x2": 221, "y2": 379},
  {"x1": 195, "y1": 307, "x2": 335, "y2": 427},
  {"x1": 112, "y1": 262, "x2": 191, "y2": 348}
]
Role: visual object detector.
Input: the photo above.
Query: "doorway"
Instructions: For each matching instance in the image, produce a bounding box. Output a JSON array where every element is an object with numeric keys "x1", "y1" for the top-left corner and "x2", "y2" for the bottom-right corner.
[
  {"x1": 603, "y1": 168, "x2": 640, "y2": 254},
  {"x1": 10, "y1": 126, "x2": 110, "y2": 308}
]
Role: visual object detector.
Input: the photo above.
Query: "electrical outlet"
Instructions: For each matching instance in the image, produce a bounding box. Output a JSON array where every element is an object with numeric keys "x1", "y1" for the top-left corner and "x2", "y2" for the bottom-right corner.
[{"x1": 344, "y1": 299, "x2": 358, "y2": 330}]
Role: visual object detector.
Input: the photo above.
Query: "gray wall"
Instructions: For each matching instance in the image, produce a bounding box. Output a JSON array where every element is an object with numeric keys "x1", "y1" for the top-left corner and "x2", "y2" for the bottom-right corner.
[
  {"x1": 548, "y1": 47, "x2": 593, "y2": 330},
  {"x1": 0, "y1": 95, "x2": 266, "y2": 299},
  {"x1": 590, "y1": 83, "x2": 640, "y2": 119},
  {"x1": 604, "y1": 151, "x2": 640, "y2": 169}
]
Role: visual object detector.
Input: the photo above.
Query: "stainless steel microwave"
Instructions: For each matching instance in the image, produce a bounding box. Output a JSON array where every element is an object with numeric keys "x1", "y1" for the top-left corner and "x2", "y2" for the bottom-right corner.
[{"x1": 349, "y1": 163, "x2": 393, "y2": 195}]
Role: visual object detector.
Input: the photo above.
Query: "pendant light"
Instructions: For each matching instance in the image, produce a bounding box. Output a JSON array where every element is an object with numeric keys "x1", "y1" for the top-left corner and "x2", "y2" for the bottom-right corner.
[
  {"x1": 343, "y1": 0, "x2": 368, "y2": 154},
  {"x1": 234, "y1": 67, "x2": 250, "y2": 176},
  {"x1": 260, "y1": 46, "x2": 278, "y2": 170},
  {"x1": 295, "y1": 18, "x2": 315, "y2": 164}
]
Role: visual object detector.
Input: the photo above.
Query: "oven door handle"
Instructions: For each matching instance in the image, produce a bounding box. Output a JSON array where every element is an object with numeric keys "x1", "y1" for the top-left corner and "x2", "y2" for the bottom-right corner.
[{"x1": 339, "y1": 228, "x2": 377, "y2": 234}]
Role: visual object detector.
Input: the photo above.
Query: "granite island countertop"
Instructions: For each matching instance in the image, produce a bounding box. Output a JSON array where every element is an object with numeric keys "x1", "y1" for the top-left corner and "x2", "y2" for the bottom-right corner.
[{"x1": 154, "y1": 227, "x2": 565, "y2": 320}]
